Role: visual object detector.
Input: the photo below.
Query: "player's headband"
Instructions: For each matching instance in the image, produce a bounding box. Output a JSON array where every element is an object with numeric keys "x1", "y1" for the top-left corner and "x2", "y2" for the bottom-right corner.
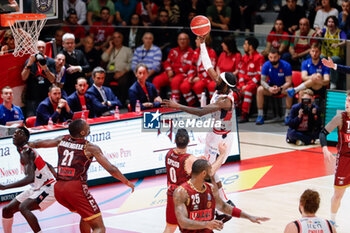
[{"x1": 220, "y1": 72, "x2": 236, "y2": 88}]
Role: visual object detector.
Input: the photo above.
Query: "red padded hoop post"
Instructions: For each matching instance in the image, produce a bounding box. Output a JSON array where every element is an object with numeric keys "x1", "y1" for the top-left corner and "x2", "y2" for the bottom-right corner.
[{"x1": 0, "y1": 13, "x2": 46, "y2": 27}]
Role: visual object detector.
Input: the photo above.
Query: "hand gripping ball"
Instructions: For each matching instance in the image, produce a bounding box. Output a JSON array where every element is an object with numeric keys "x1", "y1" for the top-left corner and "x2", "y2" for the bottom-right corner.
[{"x1": 190, "y1": 15, "x2": 211, "y2": 36}]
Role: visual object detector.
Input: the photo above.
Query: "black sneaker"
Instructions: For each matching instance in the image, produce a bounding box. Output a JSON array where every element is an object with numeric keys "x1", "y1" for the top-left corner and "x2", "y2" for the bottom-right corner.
[
  {"x1": 227, "y1": 199, "x2": 235, "y2": 207},
  {"x1": 215, "y1": 200, "x2": 235, "y2": 223},
  {"x1": 238, "y1": 115, "x2": 248, "y2": 123}
]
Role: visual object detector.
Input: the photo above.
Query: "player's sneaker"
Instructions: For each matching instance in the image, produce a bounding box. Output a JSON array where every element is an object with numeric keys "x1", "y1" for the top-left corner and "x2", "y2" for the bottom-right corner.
[
  {"x1": 255, "y1": 115, "x2": 264, "y2": 125},
  {"x1": 284, "y1": 116, "x2": 290, "y2": 125},
  {"x1": 287, "y1": 88, "x2": 295, "y2": 98},
  {"x1": 215, "y1": 200, "x2": 235, "y2": 223}
]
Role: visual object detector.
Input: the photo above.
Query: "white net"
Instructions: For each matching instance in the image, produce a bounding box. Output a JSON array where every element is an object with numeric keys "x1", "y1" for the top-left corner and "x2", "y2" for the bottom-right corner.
[{"x1": 8, "y1": 18, "x2": 47, "y2": 57}]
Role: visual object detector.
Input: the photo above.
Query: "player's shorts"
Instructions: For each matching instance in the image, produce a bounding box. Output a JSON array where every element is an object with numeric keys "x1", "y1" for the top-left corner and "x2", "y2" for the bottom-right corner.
[
  {"x1": 166, "y1": 194, "x2": 178, "y2": 225},
  {"x1": 204, "y1": 132, "x2": 233, "y2": 165},
  {"x1": 16, "y1": 183, "x2": 56, "y2": 211},
  {"x1": 54, "y1": 180, "x2": 101, "y2": 221},
  {"x1": 334, "y1": 155, "x2": 350, "y2": 187}
]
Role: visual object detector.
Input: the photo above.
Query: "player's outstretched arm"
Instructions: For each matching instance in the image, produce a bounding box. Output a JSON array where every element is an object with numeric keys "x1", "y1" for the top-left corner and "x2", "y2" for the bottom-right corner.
[
  {"x1": 320, "y1": 113, "x2": 341, "y2": 162},
  {"x1": 87, "y1": 143, "x2": 135, "y2": 192},
  {"x1": 198, "y1": 35, "x2": 219, "y2": 83},
  {"x1": 28, "y1": 136, "x2": 64, "y2": 148},
  {"x1": 173, "y1": 187, "x2": 223, "y2": 231},
  {"x1": 212, "y1": 184, "x2": 270, "y2": 224},
  {"x1": 0, "y1": 149, "x2": 36, "y2": 190}
]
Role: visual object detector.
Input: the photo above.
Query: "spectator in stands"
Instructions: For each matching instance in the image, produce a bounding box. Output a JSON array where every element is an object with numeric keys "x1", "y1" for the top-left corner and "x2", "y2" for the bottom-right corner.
[
  {"x1": 317, "y1": 15, "x2": 346, "y2": 89},
  {"x1": 21, "y1": 41, "x2": 56, "y2": 117},
  {"x1": 131, "y1": 32, "x2": 162, "y2": 81},
  {"x1": 180, "y1": 36, "x2": 217, "y2": 106},
  {"x1": 62, "y1": 8, "x2": 86, "y2": 47},
  {"x1": 339, "y1": 0, "x2": 350, "y2": 38},
  {"x1": 261, "y1": 19, "x2": 290, "y2": 59},
  {"x1": 237, "y1": 36, "x2": 265, "y2": 123},
  {"x1": 122, "y1": 13, "x2": 145, "y2": 51},
  {"x1": 60, "y1": 33, "x2": 90, "y2": 95},
  {"x1": 255, "y1": 49, "x2": 293, "y2": 125},
  {"x1": 53, "y1": 28, "x2": 64, "y2": 56},
  {"x1": 287, "y1": 43, "x2": 330, "y2": 100},
  {"x1": 287, "y1": 18, "x2": 316, "y2": 68},
  {"x1": 152, "y1": 32, "x2": 193, "y2": 102},
  {"x1": 136, "y1": 0, "x2": 159, "y2": 26},
  {"x1": 230, "y1": 0, "x2": 258, "y2": 33},
  {"x1": 102, "y1": 32, "x2": 133, "y2": 105},
  {"x1": 54, "y1": 54, "x2": 67, "y2": 98},
  {"x1": 207, "y1": 0, "x2": 231, "y2": 39},
  {"x1": 259, "y1": 0, "x2": 281, "y2": 12},
  {"x1": 178, "y1": 0, "x2": 209, "y2": 25},
  {"x1": 87, "y1": 0, "x2": 115, "y2": 26},
  {"x1": 0, "y1": 86, "x2": 24, "y2": 125},
  {"x1": 161, "y1": 0, "x2": 180, "y2": 25},
  {"x1": 216, "y1": 35, "x2": 241, "y2": 78},
  {"x1": 67, "y1": 77, "x2": 96, "y2": 118},
  {"x1": 89, "y1": 6, "x2": 114, "y2": 51},
  {"x1": 77, "y1": 35, "x2": 102, "y2": 79},
  {"x1": 129, "y1": 63, "x2": 162, "y2": 111},
  {"x1": 0, "y1": 30, "x2": 14, "y2": 55},
  {"x1": 314, "y1": 0, "x2": 339, "y2": 34},
  {"x1": 63, "y1": 0, "x2": 87, "y2": 25},
  {"x1": 307, "y1": 0, "x2": 323, "y2": 27},
  {"x1": 115, "y1": 0, "x2": 138, "y2": 26},
  {"x1": 151, "y1": 8, "x2": 177, "y2": 60},
  {"x1": 87, "y1": 67, "x2": 122, "y2": 116},
  {"x1": 35, "y1": 85, "x2": 73, "y2": 126},
  {"x1": 286, "y1": 89, "x2": 321, "y2": 145},
  {"x1": 181, "y1": 8, "x2": 198, "y2": 48},
  {"x1": 277, "y1": 0, "x2": 306, "y2": 35}
]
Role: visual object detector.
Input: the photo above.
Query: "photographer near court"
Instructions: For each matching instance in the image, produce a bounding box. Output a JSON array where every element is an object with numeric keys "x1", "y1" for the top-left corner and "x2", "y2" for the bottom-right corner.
[{"x1": 286, "y1": 89, "x2": 322, "y2": 146}]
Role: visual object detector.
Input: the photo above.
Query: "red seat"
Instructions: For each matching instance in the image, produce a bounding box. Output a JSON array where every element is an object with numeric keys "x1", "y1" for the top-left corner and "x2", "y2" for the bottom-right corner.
[
  {"x1": 25, "y1": 116, "x2": 36, "y2": 128},
  {"x1": 128, "y1": 103, "x2": 132, "y2": 112}
]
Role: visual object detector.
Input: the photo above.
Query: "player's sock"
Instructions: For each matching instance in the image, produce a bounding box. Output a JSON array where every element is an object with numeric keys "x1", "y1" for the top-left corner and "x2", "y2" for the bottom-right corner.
[
  {"x1": 2, "y1": 217, "x2": 13, "y2": 233},
  {"x1": 258, "y1": 109, "x2": 263, "y2": 117},
  {"x1": 294, "y1": 83, "x2": 306, "y2": 93},
  {"x1": 218, "y1": 187, "x2": 229, "y2": 202},
  {"x1": 331, "y1": 213, "x2": 337, "y2": 223}
]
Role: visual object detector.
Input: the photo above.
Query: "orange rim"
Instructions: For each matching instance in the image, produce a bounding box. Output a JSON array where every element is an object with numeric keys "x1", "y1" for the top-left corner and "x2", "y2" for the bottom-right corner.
[{"x1": 1, "y1": 13, "x2": 47, "y2": 27}]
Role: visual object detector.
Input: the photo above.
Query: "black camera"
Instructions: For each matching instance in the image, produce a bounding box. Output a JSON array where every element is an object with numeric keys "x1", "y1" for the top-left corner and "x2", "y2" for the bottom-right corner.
[
  {"x1": 301, "y1": 98, "x2": 312, "y2": 115},
  {"x1": 35, "y1": 53, "x2": 47, "y2": 66}
]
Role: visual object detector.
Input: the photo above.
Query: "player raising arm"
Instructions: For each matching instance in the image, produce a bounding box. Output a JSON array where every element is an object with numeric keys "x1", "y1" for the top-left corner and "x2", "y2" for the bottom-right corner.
[
  {"x1": 29, "y1": 119, "x2": 134, "y2": 233},
  {"x1": 173, "y1": 159, "x2": 270, "y2": 232}
]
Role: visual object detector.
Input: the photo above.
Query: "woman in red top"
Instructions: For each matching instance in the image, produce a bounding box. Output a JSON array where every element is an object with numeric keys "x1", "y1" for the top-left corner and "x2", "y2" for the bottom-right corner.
[{"x1": 216, "y1": 35, "x2": 241, "y2": 78}]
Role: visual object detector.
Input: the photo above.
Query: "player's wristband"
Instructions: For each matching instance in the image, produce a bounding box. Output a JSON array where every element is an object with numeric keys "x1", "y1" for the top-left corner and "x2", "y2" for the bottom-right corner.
[{"x1": 231, "y1": 207, "x2": 242, "y2": 218}]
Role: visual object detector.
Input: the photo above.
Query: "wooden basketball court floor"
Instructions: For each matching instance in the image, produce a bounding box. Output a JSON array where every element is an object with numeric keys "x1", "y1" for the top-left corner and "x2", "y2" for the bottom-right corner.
[{"x1": 1, "y1": 130, "x2": 349, "y2": 233}]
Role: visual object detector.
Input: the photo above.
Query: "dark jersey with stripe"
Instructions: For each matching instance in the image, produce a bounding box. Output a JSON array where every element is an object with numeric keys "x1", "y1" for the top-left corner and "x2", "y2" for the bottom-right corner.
[
  {"x1": 166, "y1": 149, "x2": 191, "y2": 196},
  {"x1": 57, "y1": 135, "x2": 91, "y2": 182},
  {"x1": 337, "y1": 112, "x2": 350, "y2": 156},
  {"x1": 179, "y1": 181, "x2": 215, "y2": 233}
]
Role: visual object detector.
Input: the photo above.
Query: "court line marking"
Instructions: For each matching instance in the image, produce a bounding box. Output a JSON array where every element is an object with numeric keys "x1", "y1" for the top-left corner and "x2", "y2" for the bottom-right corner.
[{"x1": 1, "y1": 178, "x2": 143, "y2": 229}]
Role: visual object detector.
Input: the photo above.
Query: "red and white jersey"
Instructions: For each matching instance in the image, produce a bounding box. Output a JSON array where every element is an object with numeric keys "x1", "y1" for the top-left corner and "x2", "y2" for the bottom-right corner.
[
  {"x1": 295, "y1": 217, "x2": 333, "y2": 233},
  {"x1": 22, "y1": 145, "x2": 56, "y2": 190},
  {"x1": 165, "y1": 149, "x2": 191, "y2": 196},
  {"x1": 210, "y1": 89, "x2": 235, "y2": 135},
  {"x1": 179, "y1": 181, "x2": 215, "y2": 233},
  {"x1": 337, "y1": 112, "x2": 350, "y2": 156},
  {"x1": 238, "y1": 51, "x2": 265, "y2": 86},
  {"x1": 163, "y1": 46, "x2": 194, "y2": 75}
]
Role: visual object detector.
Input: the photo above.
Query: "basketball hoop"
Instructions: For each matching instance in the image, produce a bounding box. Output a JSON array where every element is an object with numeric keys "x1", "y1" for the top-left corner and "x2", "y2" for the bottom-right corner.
[{"x1": 0, "y1": 13, "x2": 47, "y2": 57}]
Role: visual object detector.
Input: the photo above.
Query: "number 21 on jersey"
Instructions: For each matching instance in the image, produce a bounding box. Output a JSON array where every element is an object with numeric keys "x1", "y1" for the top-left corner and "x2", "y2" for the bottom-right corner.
[{"x1": 61, "y1": 149, "x2": 74, "y2": 166}]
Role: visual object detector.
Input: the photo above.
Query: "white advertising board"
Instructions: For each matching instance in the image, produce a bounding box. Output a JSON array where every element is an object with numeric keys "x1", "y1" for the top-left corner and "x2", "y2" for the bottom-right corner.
[{"x1": 0, "y1": 111, "x2": 240, "y2": 201}]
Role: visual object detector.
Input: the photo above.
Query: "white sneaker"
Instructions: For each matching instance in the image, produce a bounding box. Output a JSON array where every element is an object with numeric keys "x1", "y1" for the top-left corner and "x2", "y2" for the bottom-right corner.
[
  {"x1": 260, "y1": 3, "x2": 267, "y2": 11},
  {"x1": 296, "y1": 140, "x2": 305, "y2": 146},
  {"x1": 273, "y1": 5, "x2": 280, "y2": 11}
]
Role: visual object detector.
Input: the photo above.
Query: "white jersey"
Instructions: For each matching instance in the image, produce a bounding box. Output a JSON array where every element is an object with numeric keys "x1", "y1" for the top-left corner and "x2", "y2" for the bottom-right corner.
[
  {"x1": 295, "y1": 217, "x2": 333, "y2": 233},
  {"x1": 210, "y1": 90, "x2": 235, "y2": 135},
  {"x1": 21, "y1": 145, "x2": 56, "y2": 190}
]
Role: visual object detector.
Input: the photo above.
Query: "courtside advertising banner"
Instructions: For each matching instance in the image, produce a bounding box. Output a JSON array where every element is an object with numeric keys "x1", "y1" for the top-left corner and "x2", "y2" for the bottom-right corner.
[{"x1": 0, "y1": 110, "x2": 240, "y2": 201}]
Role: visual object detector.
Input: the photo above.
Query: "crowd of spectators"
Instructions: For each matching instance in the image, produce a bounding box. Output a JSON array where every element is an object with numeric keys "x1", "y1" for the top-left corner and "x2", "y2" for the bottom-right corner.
[{"x1": 0, "y1": 0, "x2": 349, "y2": 146}]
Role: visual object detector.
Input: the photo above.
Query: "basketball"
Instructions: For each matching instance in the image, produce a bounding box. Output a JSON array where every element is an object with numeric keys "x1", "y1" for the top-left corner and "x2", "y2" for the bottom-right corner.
[{"x1": 190, "y1": 15, "x2": 211, "y2": 36}]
